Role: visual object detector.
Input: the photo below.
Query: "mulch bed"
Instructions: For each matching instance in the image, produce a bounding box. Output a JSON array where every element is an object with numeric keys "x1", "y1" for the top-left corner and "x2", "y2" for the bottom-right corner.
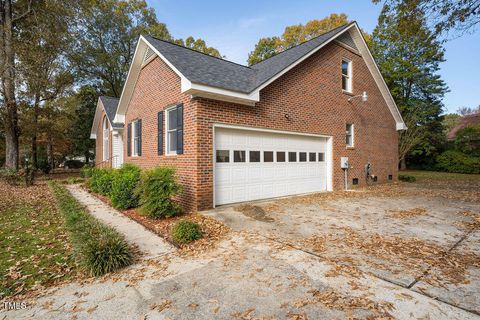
[{"x1": 86, "y1": 189, "x2": 230, "y2": 257}]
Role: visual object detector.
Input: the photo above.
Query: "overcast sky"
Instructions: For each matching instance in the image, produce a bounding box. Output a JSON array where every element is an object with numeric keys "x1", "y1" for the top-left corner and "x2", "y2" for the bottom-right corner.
[{"x1": 146, "y1": 0, "x2": 480, "y2": 114}]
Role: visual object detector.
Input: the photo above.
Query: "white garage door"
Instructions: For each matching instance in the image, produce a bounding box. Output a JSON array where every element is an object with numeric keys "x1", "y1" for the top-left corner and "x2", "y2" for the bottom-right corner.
[{"x1": 214, "y1": 127, "x2": 329, "y2": 206}]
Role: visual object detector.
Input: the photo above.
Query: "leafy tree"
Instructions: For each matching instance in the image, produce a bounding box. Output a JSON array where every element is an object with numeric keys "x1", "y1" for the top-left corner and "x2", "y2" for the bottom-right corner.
[
  {"x1": 175, "y1": 36, "x2": 222, "y2": 58},
  {"x1": 455, "y1": 124, "x2": 480, "y2": 156},
  {"x1": 248, "y1": 14, "x2": 350, "y2": 65},
  {"x1": 442, "y1": 113, "x2": 461, "y2": 134},
  {"x1": 69, "y1": 0, "x2": 172, "y2": 97},
  {"x1": 68, "y1": 86, "x2": 99, "y2": 164},
  {"x1": 370, "y1": 2, "x2": 448, "y2": 169},
  {"x1": 373, "y1": 0, "x2": 480, "y2": 35},
  {"x1": 0, "y1": 0, "x2": 35, "y2": 170}
]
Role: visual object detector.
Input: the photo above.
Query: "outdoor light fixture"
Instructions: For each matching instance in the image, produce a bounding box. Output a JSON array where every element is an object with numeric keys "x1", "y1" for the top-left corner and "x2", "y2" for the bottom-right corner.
[{"x1": 348, "y1": 91, "x2": 368, "y2": 103}]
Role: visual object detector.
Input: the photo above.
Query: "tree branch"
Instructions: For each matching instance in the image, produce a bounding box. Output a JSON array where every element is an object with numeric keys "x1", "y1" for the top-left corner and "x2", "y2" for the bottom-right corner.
[{"x1": 12, "y1": 0, "x2": 33, "y2": 23}]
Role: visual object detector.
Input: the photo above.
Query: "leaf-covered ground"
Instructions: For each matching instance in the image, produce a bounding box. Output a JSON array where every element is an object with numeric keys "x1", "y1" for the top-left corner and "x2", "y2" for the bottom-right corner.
[{"x1": 0, "y1": 182, "x2": 78, "y2": 298}]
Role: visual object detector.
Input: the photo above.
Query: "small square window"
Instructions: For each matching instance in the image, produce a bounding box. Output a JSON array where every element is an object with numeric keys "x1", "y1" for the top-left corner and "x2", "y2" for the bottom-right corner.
[
  {"x1": 234, "y1": 150, "x2": 245, "y2": 162},
  {"x1": 352, "y1": 178, "x2": 359, "y2": 185},
  {"x1": 388, "y1": 174, "x2": 393, "y2": 180},
  {"x1": 309, "y1": 152, "x2": 316, "y2": 162},
  {"x1": 216, "y1": 150, "x2": 229, "y2": 163},
  {"x1": 264, "y1": 151, "x2": 274, "y2": 162},
  {"x1": 276, "y1": 152, "x2": 285, "y2": 162},
  {"x1": 288, "y1": 152, "x2": 297, "y2": 162},
  {"x1": 299, "y1": 152, "x2": 307, "y2": 162},
  {"x1": 249, "y1": 151, "x2": 260, "y2": 162},
  {"x1": 318, "y1": 153, "x2": 325, "y2": 162}
]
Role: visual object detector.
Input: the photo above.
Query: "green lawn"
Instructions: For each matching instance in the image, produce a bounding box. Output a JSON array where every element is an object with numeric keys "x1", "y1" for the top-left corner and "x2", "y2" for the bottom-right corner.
[
  {"x1": 403, "y1": 170, "x2": 480, "y2": 182},
  {"x1": 0, "y1": 182, "x2": 77, "y2": 298}
]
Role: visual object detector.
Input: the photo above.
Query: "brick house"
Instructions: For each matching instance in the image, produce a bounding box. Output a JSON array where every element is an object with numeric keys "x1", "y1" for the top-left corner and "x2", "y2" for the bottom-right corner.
[{"x1": 91, "y1": 22, "x2": 406, "y2": 212}]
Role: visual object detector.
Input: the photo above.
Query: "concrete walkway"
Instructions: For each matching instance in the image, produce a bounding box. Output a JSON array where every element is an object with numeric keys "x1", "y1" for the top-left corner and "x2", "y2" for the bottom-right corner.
[{"x1": 67, "y1": 185, "x2": 174, "y2": 258}]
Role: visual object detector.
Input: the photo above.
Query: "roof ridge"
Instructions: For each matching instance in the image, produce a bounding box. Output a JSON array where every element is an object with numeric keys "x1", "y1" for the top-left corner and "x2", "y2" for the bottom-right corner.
[
  {"x1": 145, "y1": 35, "x2": 253, "y2": 70},
  {"x1": 250, "y1": 21, "x2": 354, "y2": 67}
]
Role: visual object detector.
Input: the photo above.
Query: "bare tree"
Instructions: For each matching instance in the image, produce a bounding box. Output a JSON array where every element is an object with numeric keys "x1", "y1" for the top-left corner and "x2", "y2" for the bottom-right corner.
[{"x1": 457, "y1": 105, "x2": 480, "y2": 116}]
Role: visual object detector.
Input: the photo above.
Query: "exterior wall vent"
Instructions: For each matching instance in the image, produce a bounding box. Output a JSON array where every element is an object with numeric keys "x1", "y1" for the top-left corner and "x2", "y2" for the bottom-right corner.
[{"x1": 352, "y1": 178, "x2": 359, "y2": 185}]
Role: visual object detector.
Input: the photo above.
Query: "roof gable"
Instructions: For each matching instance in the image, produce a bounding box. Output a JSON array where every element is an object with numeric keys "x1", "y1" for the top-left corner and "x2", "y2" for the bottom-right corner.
[
  {"x1": 114, "y1": 22, "x2": 405, "y2": 130},
  {"x1": 90, "y1": 96, "x2": 122, "y2": 139}
]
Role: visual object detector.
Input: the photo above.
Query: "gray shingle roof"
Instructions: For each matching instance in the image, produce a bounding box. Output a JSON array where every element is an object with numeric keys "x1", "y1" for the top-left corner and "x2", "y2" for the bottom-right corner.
[
  {"x1": 99, "y1": 96, "x2": 123, "y2": 128},
  {"x1": 143, "y1": 23, "x2": 353, "y2": 94}
]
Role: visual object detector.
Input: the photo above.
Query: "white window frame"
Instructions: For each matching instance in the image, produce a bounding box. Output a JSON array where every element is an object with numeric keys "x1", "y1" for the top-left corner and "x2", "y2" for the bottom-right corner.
[
  {"x1": 131, "y1": 119, "x2": 139, "y2": 157},
  {"x1": 342, "y1": 58, "x2": 352, "y2": 93},
  {"x1": 103, "y1": 117, "x2": 109, "y2": 161},
  {"x1": 346, "y1": 123, "x2": 354, "y2": 147},
  {"x1": 165, "y1": 106, "x2": 178, "y2": 155}
]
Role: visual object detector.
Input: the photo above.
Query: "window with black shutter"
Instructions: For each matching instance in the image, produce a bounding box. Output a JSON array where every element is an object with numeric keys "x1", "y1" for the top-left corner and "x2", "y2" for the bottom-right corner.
[
  {"x1": 166, "y1": 103, "x2": 184, "y2": 154},
  {"x1": 127, "y1": 123, "x2": 132, "y2": 156},
  {"x1": 157, "y1": 111, "x2": 164, "y2": 155}
]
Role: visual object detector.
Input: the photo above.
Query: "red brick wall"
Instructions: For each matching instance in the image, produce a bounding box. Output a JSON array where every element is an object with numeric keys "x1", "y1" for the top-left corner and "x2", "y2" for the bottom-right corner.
[
  {"x1": 123, "y1": 58, "x2": 198, "y2": 212},
  {"x1": 95, "y1": 112, "x2": 113, "y2": 166},
  {"x1": 121, "y1": 42, "x2": 399, "y2": 211}
]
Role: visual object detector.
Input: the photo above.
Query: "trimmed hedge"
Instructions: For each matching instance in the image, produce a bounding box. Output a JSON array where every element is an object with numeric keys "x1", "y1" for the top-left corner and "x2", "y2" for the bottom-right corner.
[
  {"x1": 435, "y1": 150, "x2": 480, "y2": 174},
  {"x1": 49, "y1": 182, "x2": 132, "y2": 276},
  {"x1": 137, "y1": 166, "x2": 182, "y2": 219},
  {"x1": 110, "y1": 164, "x2": 141, "y2": 209},
  {"x1": 88, "y1": 168, "x2": 115, "y2": 196},
  {"x1": 171, "y1": 220, "x2": 202, "y2": 244}
]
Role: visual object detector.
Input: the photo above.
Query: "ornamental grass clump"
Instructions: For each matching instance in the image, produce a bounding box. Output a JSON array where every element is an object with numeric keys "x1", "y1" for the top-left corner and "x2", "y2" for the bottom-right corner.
[
  {"x1": 171, "y1": 220, "x2": 202, "y2": 244},
  {"x1": 137, "y1": 166, "x2": 182, "y2": 219}
]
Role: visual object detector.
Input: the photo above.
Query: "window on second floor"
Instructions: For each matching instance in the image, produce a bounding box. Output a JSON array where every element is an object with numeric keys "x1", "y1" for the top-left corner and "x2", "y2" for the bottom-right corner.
[{"x1": 342, "y1": 59, "x2": 352, "y2": 92}]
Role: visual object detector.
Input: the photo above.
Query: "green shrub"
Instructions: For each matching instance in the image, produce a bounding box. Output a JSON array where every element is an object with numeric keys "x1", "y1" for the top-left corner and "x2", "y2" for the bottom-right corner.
[
  {"x1": 88, "y1": 168, "x2": 115, "y2": 196},
  {"x1": 49, "y1": 182, "x2": 132, "y2": 276},
  {"x1": 137, "y1": 166, "x2": 182, "y2": 219},
  {"x1": 399, "y1": 174, "x2": 416, "y2": 182},
  {"x1": 171, "y1": 220, "x2": 202, "y2": 244},
  {"x1": 435, "y1": 150, "x2": 480, "y2": 174},
  {"x1": 110, "y1": 164, "x2": 141, "y2": 209},
  {"x1": 80, "y1": 166, "x2": 95, "y2": 178}
]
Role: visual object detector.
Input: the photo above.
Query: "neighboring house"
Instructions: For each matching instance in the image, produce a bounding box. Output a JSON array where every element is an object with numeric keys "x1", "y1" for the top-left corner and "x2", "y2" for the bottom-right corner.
[
  {"x1": 90, "y1": 96, "x2": 123, "y2": 168},
  {"x1": 447, "y1": 113, "x2": 480, "y2": 140},
  {"x1": 91, "y1": 22, "x2": 406, "y2": 212}
]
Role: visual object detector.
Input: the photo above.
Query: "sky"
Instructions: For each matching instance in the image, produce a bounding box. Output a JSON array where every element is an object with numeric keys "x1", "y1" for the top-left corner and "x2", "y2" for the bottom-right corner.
[{"x1": 146, "y1": 0, "x2": 480, "y2": 114}]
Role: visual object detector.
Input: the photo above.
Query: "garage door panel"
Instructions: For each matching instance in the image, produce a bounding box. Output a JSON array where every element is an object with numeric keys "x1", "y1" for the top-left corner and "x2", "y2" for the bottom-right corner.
[{"x1": 215, "y1": 128, "x2": 329, "y2": 206}]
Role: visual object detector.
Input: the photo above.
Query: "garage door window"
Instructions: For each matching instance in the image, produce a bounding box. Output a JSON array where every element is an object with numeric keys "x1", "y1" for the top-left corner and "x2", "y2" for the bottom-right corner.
[
  {"x1": 277, "y1": 152, "x2": 285, "y2": 162},
  {"x1": 216, "y1": 150, "x2": 229, "y2": 163},
  {"x1": 318, "y1": 153, "x2": 325, "y2": 162},
  {"x1": 264, "y1": 151, "x2": 274, "y2": 162},
  {"x1": 309, "y1": 152, "x2": 316, "y2": 162},
  {"x1": 288, "y1": 152, "x2": 297, "y2": 162},
  {"x1": 234, "y1": 150, "x2": 246, "y2": 162},
  {"x1": 249, "y1": 151, "x2": 260, "y2": 162},
  {"x1": 299, "y1": 152, "x2": 307, "y2": 162}
]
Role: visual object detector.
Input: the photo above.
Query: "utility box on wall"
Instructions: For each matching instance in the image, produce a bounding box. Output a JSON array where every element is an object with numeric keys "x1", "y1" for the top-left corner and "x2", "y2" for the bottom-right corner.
[{"x1": 340, "y1": 157, "x2": 349, "y2": 169}]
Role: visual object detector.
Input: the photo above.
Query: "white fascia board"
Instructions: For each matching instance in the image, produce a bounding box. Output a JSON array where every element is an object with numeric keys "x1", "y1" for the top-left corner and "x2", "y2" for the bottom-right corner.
[
  {"x1": 184, "y1": 82, "x2": 259, "y2": 106},
  {"x1": 348, "y1": 23, "x2": 406, "y2": 131},
  {"x1": 90, "y1": 99, "x2": 104, "y2": 139}
]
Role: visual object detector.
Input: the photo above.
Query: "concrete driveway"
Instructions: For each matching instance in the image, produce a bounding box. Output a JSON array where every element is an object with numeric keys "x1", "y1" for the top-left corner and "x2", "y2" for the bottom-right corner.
[
  {"x1": 205, "y1": 183, "x2": 480, "y2": 316},
  {"x1": 3, "y1": 177, "x2": 480, "y2": 319}
]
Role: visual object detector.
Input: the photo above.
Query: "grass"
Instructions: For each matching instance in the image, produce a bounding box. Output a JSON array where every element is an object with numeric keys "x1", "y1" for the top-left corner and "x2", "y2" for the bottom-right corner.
[
  {"x1": 49, "y1": 182, "x2": 133, "y2": 276},
  {"x1": 403, "y1": 170, "x2": 480, "y2": 182},
  {"x1": 0, "y1": 182, "x2": 76, "y2": 298}
]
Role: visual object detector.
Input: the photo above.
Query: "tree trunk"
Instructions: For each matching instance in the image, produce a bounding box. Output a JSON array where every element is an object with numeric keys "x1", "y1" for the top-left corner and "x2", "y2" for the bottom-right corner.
[
  {"x1": 1, "y1": 0, "x2": 20, "y2": 170},
  {"x1": 47, "y1": 137, "x2": 54, "y2": 171},
  {"x1": 31, "y1": 94, "x2": 40, "y2": 170},
  {"x1": 84, "y1": 150, "x2": 90, "y2": 165},
  {"x1": 399, "y1": 157, "x2": 407, "y2": 171}
]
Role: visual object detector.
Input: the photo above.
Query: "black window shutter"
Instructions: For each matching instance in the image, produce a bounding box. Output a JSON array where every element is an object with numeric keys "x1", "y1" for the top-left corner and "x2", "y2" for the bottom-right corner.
[
  {"x1": 127, "y1": 123, "x2": 132, "y2": 157},
  {"x1": 157, "y1": 111, "x2": 164, "y2": 155},
  {"x1": 176, "y1": 104, "x2": 183, "y2": 154},
  {"x1": 137, "y1": 119, "x2": 142, "y2": 156}
]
